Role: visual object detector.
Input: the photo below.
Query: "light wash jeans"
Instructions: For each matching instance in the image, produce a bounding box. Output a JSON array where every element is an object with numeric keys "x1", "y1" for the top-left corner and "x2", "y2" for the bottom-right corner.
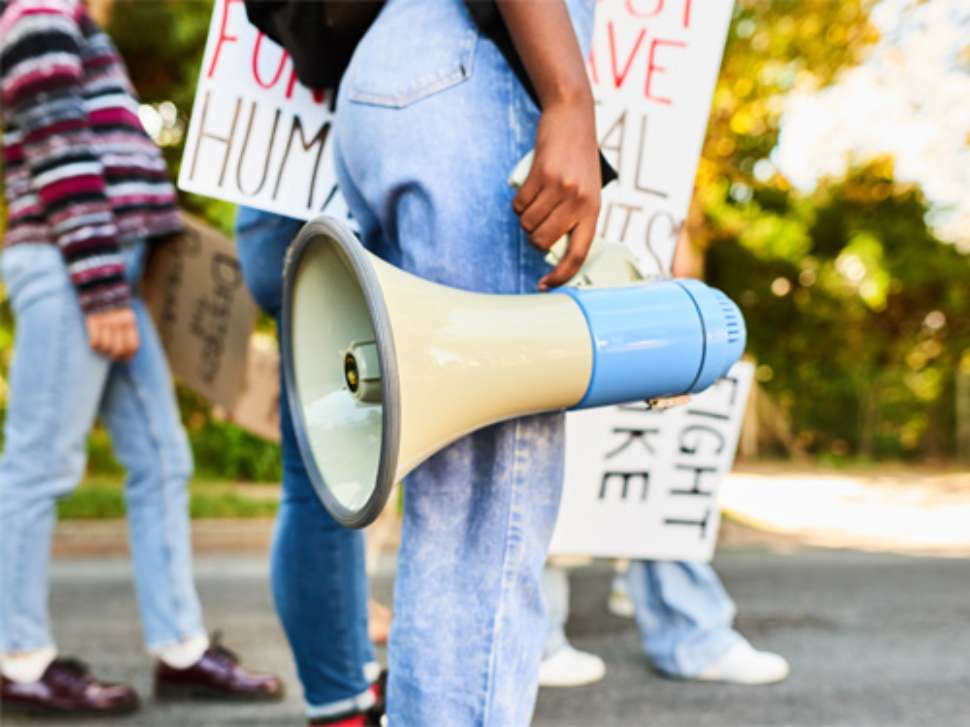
[
  {"x1": 0, "y1": 241, "x2": 205, "y2": 655},
  {"x1": 627, "y1": 561, "x2": 743, "y2": 678},
  {"x1": 542, "y1": 562, "x2": 743, "y2": 678},
  {"x1": 335, "y1": 0, "x2": 594, "y2": 723},
  {"x1": 234, "y1": 208, "x2": 378, "y2": 720}
]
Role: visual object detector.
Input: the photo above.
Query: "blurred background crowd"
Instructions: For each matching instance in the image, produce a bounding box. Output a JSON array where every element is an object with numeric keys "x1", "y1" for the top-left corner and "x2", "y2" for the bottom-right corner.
[{"x1": 1, "y1": 0, "x2": 968, "y2": 507}]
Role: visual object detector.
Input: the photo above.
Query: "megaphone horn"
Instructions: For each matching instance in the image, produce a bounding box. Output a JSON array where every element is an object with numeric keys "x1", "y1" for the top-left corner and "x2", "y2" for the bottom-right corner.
[{"x1": 281, "y1": 216, "x2": 745, "y2": 528}]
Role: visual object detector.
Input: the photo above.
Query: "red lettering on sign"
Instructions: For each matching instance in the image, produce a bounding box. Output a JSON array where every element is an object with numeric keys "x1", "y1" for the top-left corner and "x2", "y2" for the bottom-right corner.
[
  {"x1": 644, "y1": 38, "x2": 686, "y2": 105},
  {"x1": 251, "y1": 32, "x2": 288, "y2": 89},
  {"x1": 607, "y1": 21, "x2": 646, "y2": 90},
  {"x1": 624, "y1": 0, "x2": 693, "y2": 29},
  {"x1": 207, "y1": 0, "x2": 243, "y2": 79}
]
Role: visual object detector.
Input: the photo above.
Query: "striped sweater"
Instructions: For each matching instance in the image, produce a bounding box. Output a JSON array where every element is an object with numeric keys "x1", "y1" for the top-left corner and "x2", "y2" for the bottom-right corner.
[{"x1": 0, "y1": 0, "x2": 182, "y2": 312}]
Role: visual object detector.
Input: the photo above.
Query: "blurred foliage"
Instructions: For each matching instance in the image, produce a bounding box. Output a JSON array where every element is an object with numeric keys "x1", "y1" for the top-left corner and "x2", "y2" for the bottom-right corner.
[
  {"x1": 1, "y1": 0, "x2": 968, "y2": 471},
  {"x1": 695, "y1": 0, "x2": 970, "y2": 458},
  {"x1": 57, "y1": 475, "x2": 279, "y2": 519}
]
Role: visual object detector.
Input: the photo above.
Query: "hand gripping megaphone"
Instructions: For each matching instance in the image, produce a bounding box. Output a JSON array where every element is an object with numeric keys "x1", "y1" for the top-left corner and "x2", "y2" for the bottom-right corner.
[{"x1": 279, "y1": 216, "x2": 746, "y2": 528}]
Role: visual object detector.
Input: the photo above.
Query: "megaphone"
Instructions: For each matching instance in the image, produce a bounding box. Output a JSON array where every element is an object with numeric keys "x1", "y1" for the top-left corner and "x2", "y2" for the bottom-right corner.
[{"x1": 280, "y1": 216, "x2": 745, "y2": 528}]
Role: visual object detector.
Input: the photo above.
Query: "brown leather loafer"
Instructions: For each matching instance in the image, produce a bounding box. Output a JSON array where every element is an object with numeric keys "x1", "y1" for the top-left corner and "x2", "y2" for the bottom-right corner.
[
  {"x1": 155, "y1": 637, "x2": 284, "y2": 702},
  {"x1": 0, "y1": 658, "x2": 139, "y2": 717}
]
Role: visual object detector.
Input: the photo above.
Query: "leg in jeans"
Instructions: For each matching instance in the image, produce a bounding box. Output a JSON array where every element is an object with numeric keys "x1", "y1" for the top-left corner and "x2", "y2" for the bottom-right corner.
[
  {"x1": 98, "y1": 244, "x2": 206, "y2": 650},
  {"x1": 0, "y1": 244, "x2": 110, "y2": 656},
  {"x1": 541, "y1": 566, "x2": 570, "y2": 659},
  {"x1": 235, "y1": 208, "x2": 377, "y2": 719},
  {"x1": 0, "y1": 242, "x2": 204, "y2": 655},
  {"x1": 335, "y1": 1, "x2": 594, "y2": 722},
  {"x1": 626, "y1": 560, "x2": 742, "y2": 678}
]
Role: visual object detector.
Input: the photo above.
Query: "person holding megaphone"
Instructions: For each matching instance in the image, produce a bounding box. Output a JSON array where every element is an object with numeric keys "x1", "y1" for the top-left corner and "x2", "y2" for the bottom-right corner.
[
  {"x1": 242, "y1": 0, "x2": 746, "y2": 725},
  {"x1": 239, "y1": 1, "x2": 606, "y2": 723},
  {"x1": 330, "y1": 2, "x2": 606, "y2": 723}
]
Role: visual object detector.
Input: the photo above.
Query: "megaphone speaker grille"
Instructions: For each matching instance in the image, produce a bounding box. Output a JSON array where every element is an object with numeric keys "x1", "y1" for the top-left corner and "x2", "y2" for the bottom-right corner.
[{"x1": 281, "y1": 218, "x2": 400, "y2": 528}]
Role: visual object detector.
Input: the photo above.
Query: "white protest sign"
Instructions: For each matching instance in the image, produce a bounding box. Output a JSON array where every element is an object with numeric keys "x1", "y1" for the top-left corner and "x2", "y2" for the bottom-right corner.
[
  {"x1": 551, "y1": 1, "x2": 739, "y2": 560},
  {"x1": 591, "y1": 0, "x2": 734, "y2": 275},
  {"x1": 550, "y1": 362, "x2": 753, "y2": 560},
  {"x1": 178, "y1": 0, "x2": 349, "y2": 221}
]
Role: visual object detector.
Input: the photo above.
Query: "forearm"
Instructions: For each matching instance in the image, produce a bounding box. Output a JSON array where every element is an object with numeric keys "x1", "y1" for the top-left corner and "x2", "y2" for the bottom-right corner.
[
  {"x1": 3, "y1": 11, "x2": 130, "y2": 312},
  {"x1": 494, "y1": 0, "x2": 593, "y2": 109}
]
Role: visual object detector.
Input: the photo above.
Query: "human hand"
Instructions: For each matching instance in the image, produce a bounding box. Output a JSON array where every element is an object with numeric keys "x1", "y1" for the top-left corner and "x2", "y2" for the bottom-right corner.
[
  {"x1": 85, "y1": 306, "x2": 140, "y2": 361},
  {"x1": 512, "y1": 95, "x2": 601, "y2": 290}
]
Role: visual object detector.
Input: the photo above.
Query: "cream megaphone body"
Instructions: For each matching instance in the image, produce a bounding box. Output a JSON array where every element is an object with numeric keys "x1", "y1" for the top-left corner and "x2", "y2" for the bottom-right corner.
[{"x1": 281, "y1": 216, "x2": 745, "y2": 528}]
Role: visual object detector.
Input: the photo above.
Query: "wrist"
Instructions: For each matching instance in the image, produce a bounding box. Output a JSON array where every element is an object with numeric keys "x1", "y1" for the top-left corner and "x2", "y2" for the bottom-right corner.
[{"x1": 541, "y1": 82, "x2": 593, "y2": 111}]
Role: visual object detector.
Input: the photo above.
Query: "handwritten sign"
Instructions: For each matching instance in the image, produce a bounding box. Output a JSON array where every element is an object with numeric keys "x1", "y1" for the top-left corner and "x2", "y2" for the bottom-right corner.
[
  {"x1": 550, "y1": 1, "x2": 739, "y2": 560},
  {"x1": 178, "y1": 0, "x2": 349, "y2": 221},
  {"x1": 178, "y1": 1, "x2": 744, "y2": 559},
  {"x1": 591, "y1": 0, "x2": 734, "y2": 274},
  {"x1": 142, "y1": 214, "x2": 259, "y2": 411},
  {"x1": 550, "y1": 362, "x2": 753, "y2": 560}
]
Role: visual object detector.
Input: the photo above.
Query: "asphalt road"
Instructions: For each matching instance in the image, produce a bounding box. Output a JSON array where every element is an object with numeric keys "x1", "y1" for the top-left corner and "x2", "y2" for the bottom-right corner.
[{"x1": 4, "y1": 548, "x2": 969, "y2": 727}]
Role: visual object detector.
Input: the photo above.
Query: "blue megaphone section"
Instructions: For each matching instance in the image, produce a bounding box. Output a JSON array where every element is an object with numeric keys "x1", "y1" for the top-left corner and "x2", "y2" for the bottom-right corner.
[{"x1": 557, "y1": 280, "x2": 746, "y2": 409}]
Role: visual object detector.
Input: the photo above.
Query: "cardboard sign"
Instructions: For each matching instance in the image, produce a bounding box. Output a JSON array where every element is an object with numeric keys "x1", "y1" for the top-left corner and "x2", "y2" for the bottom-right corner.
[
  {"x1": 591, "y1": 0, "x2": 734, "y2": 275},
  {"x1": 178, "y1": 0, "x2": 350, "y2": 222},
  {"x1": 142, "y1": 214, "x2": 259, "y2": 411},
  {"x1": 230, "y1": 333, "x2": 282, "y2": 443},
  {"x1": 550, "y1": 362, "x2": 754, "y2": 561}
]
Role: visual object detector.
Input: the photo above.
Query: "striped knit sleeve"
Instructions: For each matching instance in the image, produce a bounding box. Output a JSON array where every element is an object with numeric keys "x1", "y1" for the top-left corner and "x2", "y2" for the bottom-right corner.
[{"x1": 0, "y1": 3, "x2": 130, "y2": 313}]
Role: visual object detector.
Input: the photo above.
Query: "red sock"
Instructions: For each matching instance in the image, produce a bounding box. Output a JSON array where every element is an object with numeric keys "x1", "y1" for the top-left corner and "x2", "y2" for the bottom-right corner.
[{"x1": 309, "y1": 716, "x2": 366, "y2": 727}]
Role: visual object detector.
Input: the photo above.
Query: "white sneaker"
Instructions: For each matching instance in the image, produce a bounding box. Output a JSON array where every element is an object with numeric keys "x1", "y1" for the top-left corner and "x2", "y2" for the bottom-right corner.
[
  {"x1": 695, "y1": 641, "x2": 790, "y2": 685},
  {"x1": 538, "y1": 645, "x2": 607, "y2": 688},
  {"x1": 607, "y1": 575, "x2": 635, "y2": 619}
]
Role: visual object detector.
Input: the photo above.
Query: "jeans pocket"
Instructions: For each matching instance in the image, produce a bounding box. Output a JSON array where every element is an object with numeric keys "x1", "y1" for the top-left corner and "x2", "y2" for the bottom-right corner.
[{"x1": 345, "y1": 1, "x2": 478, "y2": 108}]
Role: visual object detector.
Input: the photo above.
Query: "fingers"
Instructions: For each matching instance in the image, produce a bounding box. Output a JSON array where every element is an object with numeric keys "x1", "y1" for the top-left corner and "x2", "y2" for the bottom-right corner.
[
  {"x1": 86, "y1": 308, "x2": 140, "y2": 361},
  {"x1": 540, "y1": 215, "x2": 596, "y2": 290},
  {"x1": 530, "y1": 202, "x2": 578, "y2": 251},
  {"x1": 86, "y1": 316, "x2": 108, "y2": 357},
  {"x1": 112, "y1": 309, "x2": 139, "y2": 361},
  {"x1": 512, "y1": 165, "x2": 543, "y2": 217},
  {"x1": 517, "y1": 186, "x2": 559, "y2": 238}
]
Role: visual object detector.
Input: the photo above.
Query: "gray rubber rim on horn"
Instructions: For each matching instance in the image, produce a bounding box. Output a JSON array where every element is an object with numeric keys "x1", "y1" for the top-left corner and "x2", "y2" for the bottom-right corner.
[{"x1": 280, "y1": 216, "x2": 401, "y2": 529}]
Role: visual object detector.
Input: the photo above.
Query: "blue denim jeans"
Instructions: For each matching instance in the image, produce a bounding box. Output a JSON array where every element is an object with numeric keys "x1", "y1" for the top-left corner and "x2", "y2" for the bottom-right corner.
[
  {"x1": 542, "y1": 561, "x2": 743, "y2": 677},
  {"x1": 627, "y1": 561, "x2": 743, "y2": 677},
  {"x1": 0, "y1": 241, "x2": 205, "y2": 654},
  {"x1": 234, "y1": 208, "x2": 378, "y2": 720},
  {"x1": 335, "y1": 0, "x2": 593, "y2": 723}
]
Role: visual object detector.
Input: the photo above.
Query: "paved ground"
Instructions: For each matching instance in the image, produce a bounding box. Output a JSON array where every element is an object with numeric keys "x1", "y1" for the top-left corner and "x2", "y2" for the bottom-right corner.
[{"x1": 4, "y1": 547, "x2": 970, "y2": 727}]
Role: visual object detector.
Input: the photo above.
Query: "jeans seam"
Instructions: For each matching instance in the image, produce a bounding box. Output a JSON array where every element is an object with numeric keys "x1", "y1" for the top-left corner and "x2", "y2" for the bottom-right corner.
[
  {"x1": 481, "y1": 417, "x2": 527, "y2": 725},
  {"x1": 118, "y1": 363, "x2": 189, "y2": 644}
]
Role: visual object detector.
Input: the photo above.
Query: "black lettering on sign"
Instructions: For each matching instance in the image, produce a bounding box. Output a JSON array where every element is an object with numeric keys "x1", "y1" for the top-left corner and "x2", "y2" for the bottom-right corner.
[
  {"x1": 669, "y1": 463, "x2": 717, "y2": 497},
  {"x1": 678, "y1": 424, "x2": 725, "y2": 456},
  {"x1": 273, "y1": 115, "x2": 330, "y2": 210},
  {"x1": 236, "y1": 102, "x2": 281, "y2": 196},
  {"x1": 633, "y1": 114, "x2": 667, "y2": 199},
  {"x1": 606, "y1": 426, "x2": 661, "y2": 458},
  {"x1": 156, "y1": 231, "x2": 202, "y2": 347},
  {"x1": 599, "y1": 108, "x2": 627, "y2": 176},
  {"x1": 684, "y1": 408, "x2": 730, "y2": 421},
  {"x1": 189, "y1": 90, "x2": 241, "y2": 187},
  {"x1": 191, "y1": 254, "x2": 244, "y2": 384},
  {"x1": 599, "y1": 471, "x2": 649, "y2": 502},
  {"x1": 664, "y1": 507, "x2": 712, "y2": 539},
  {"x1": 599, "y1": 200, "x2": 641, "y2": 242},
  {"x1": 642, "y1": 210, "x2": 680, "y2": 272}
]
